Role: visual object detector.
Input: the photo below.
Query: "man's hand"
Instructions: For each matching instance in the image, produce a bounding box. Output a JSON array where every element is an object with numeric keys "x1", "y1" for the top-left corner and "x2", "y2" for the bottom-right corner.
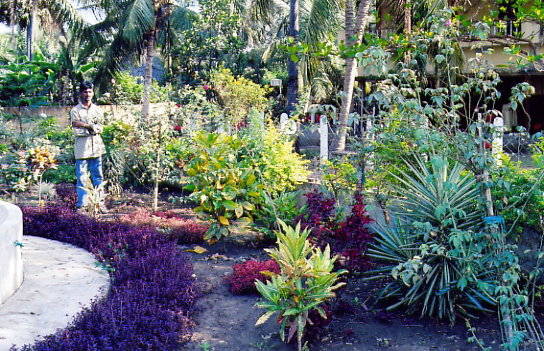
[{"x1": 91, "y1": 124, "x2": 103, "y2": 134}]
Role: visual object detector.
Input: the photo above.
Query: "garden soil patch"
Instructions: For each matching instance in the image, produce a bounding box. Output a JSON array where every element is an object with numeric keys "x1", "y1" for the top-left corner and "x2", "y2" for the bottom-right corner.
[{"x1": 179, "y1": 236, "x2": 503, "y2": 351}]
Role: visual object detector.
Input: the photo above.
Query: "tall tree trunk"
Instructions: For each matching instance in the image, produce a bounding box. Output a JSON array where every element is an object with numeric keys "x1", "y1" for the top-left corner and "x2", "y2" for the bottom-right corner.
[
  {"x1": 10, "y1": 0, "x2": 16, "y2": 35},
  {"x1": 142, "y1": 27, "x2": 156, "y2": 118},
  {"x1": 286, "y1": 0, "x2": 299, "y2": 113},
  {"x1": 403, "y1": 0, "x2": 412, "y2": 64},
  {"x1": 334, "y1": 0, "x2": 372, "y2": 151},
  {"x1": 404, "y1": 0, "x2": 411, "y2": 35},
  {"x1": 10, "y1": 0, "x2": 17, "y2": 50},
  {"x1": 27, "y1": 0, "x2": 38, "y2": 60}
]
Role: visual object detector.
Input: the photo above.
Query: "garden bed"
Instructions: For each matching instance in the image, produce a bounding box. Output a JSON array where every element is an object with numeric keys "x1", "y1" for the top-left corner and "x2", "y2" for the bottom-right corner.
[{"x1": 9, "y1": 189, "x2": 517, "y2": 351}]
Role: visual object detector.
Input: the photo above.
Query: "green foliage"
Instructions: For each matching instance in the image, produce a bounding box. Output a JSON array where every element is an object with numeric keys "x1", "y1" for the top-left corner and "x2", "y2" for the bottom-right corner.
[
  {"x1": 0, "y1": 148, "x2": 34, "y2": 192},
  {"x1": 369, "y1": 155, "x2": 490, "y2": 324},
  {"x1": 170, "y1": 86, "x2": 222, "y2": 133},
  {"x1": 169, "y1": 0, "x2": 245, "y2": 82},
  {"x1": 98, "y1": 71, "x2": 169, "y2": 105},
  {"x1": 490, "y1": 146, "x2": 544, "y2": 235},
  {"x1": 0, "y1": 112, "x2": 68, "y2": 193},
  {"x1": 0, "y1": 146, "x2": 58, "y2": 193},
  {"x1": 184, "y1": 127, "x2": 310, "y2": 242},
  {"x1": 43, "y1": 163, "x2": 76, "y2": 184},
  {"x1": 241, "y1": 121, "x2": 310, "y2": 196},
  {"x1": 255, "y1": 221, "x2": 346, "y2": 351},
  {"x1": 209, "y1": 68, "x2": 270, "y2": 129},
  {"x1": 353, "y1": 9, "x2": 544, "y2": 348},
  {"x1": 80, "y1": 180, "x2": 108, "y2": 218},
  {"x1": 0, "y1": 51, "x2": 60, "y2": 107},
  {"x1": 320, "y1": 157, "x2": 359, "y2": 204},
  {"x1": 184, "y1": 132, "x2": 263, "y2": 242},
  {"x1": 255, "y1": 191, "x2": 305, "y2": 237}
]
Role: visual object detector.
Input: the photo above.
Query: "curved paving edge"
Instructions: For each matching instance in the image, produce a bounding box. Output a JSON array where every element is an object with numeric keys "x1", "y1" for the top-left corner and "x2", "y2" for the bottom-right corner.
[{"x1": 0, "y1": 235, "x2": 110, "y2": 350}]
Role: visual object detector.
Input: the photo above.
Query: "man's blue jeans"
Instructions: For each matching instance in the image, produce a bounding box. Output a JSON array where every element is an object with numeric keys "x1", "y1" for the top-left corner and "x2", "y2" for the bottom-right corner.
[{"x1": 75, "y1": 157, "x2": 103, "y2": 208}]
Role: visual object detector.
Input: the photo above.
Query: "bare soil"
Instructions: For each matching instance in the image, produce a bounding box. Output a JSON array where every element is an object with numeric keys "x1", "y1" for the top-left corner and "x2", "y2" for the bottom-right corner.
[{"x1": 179, "y1": 235, "x2": 503, "y2": 351}]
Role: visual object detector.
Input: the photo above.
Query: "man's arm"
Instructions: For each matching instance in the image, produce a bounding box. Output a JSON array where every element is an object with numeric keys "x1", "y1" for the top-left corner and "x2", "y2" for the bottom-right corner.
[{"x1": 72, "y1": 120, "x2": 95, "y2": 131}]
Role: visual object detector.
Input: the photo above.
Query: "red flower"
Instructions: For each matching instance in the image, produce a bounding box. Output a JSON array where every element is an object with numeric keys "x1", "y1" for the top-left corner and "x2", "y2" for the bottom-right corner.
[
  {"x1": 176, "y1": 103, "x2": 181, "y2": 108},
  {"x1": 484, "y1": 141, "x2": 492, "y2": 149},
  {"x1": 174, "y1": 125, "x2": 183, "y2": 131},
  {"x1": 203, "y1": 84, "x2": 209, "y2": 90}
]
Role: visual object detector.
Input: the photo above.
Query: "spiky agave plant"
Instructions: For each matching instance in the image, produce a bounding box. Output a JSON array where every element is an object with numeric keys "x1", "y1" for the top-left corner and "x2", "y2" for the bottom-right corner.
[{"x1": 368, "y1": 154, "x2": 494, "y2": 324}]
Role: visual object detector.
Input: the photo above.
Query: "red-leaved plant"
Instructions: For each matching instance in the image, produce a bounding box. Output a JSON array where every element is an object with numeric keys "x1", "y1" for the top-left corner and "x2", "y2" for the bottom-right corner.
[
  {"x1": 227, "y1": 259, "x2": 280, "y2": 295},
  {"x1": 296, "y1": 190, "x2": 374, "y2": 273},
  {"x1": 120, "y1": 208, "x2": 208, "y2": 244}
]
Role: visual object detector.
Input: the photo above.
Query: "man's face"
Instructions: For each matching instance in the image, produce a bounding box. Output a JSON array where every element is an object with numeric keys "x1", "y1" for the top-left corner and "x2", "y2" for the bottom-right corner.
[{"x1": 81, "y1": 88, "x2": 94, "y2": 103}]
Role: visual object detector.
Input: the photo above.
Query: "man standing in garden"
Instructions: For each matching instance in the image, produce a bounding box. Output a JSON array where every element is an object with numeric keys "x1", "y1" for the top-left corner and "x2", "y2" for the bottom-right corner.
[{"x1": 71, "y1": 81, "x2": 106, "y2": 213}]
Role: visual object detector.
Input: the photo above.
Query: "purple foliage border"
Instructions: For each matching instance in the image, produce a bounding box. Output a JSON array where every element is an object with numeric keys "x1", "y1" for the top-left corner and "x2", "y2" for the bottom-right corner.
[{"x1": 15, "y1": 204, "x2": 196, "y2": 351}]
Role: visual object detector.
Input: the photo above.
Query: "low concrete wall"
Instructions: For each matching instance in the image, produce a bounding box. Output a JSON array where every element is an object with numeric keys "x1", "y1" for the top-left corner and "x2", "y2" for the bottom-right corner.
[
  {"x1": 0, "y1": 201, "x2": 24, "y2": 305},
  {"x1": 3, "y1": 103, "x2": 173, "y2": 128}
]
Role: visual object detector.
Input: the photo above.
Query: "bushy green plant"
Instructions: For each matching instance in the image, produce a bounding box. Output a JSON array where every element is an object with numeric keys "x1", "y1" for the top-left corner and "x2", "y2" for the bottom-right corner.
[
  {"x1": 43, "y1": 163, "x2": 76, "y2": 184},
  {"x1": 320, "y1": 157, "x2": 359, "y2": 206},
  {"x1": 0, "y1": 148, "x2": 34, "y2": 192},
  {"x1": 241, "y1": 122, "x2": 310, "y2": 196},
  {"x1": 209, "y1": 67, "x2": 270, "y2": 129},
  {"x1": 184, "y1": 132, "x2": 263, "y2": 241},
  {"x1": 255, "y1": 221, "x2": 346, "y2": 351},
  {"x1": 101, "y1": 121, "x2": 135, "y2": 196},
  {"x1": 255, "y1": 191, "x2": 304, "y2": 237},
  {"x1": 0, "y1": 51, "x2": 59, "y2": 107},
  {"x1": 80, "y1": 181, "x2": 108, "y2": 218},
  {"x1": 98, "y1": 71, "x2": 168, "y2": 105},
  {"x1": 183, "y1": 126, "x2": 310, "y2": 242},
  {"x1": 170, "y1": 86, "x2": 222, "y2": 133},
  {"x1": 490, "y1": 153, "x2": 544, "y2": 235},
  {"x1": 369, "y1": 154, "x2": 490, "y2": 324}
]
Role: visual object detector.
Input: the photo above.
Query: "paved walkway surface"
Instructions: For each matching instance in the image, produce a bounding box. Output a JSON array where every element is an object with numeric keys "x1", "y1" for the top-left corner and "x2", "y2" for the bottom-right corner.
[{"x1": 0, "y1": 236, "x2": 110, "y2": 351}]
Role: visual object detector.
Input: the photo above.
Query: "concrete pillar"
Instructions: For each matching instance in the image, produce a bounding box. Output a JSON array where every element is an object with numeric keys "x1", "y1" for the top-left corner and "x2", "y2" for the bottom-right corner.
[
  {"x1": 0, "y1": 201, "x2": 23, "y2": 305},
  {"x1": 320, "y1": 116, "x2": 328, "y2": 163}
]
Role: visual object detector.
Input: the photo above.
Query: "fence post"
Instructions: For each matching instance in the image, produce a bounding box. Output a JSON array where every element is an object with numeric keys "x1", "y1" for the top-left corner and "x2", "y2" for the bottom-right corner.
[
  {"x1": 493, "y1": 116, "x2": 504, "y2": 165},
  {"x1": 320, "y1": 116, "x2": 328, "y2": 163},
  {"x1": 280, "y1": 112, "x2": 288, "y2": 132}
]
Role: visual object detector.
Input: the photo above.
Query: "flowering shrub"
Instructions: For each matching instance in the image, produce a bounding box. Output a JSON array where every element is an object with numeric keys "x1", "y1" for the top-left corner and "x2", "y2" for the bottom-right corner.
[
  {"x1": 20, "y1": 204, "x2": 196, "y2": 351},
  {"x1": 227, "y1": 259, "x2": 280, "y2": 295},
  {"x1": 120, "y1": 208, "x2": 208, "y2": 244}
]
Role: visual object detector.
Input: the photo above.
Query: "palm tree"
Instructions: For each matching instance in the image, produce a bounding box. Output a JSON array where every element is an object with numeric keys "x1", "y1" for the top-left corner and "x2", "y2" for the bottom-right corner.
[
  {"x1": 334, "y1": 0, "x2": 372, "y2": 151},
  {"x1": 0, "y1": 0, "x2": 86, "y2": 60},
  {"x1": 286, "y1": 0, "x2": 299, "y2": 113},
  {"x1": 88, "y1": 0, "x2": 193, "y2": 117},
  {"x1": 248, "y1": 0, "x2": 342, "y2": 110}
]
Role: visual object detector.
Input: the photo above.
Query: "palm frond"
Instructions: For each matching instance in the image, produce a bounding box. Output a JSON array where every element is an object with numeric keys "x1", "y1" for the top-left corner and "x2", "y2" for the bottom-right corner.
[
  {"x1": 122, "y1": 0, "x2": 155, "y2": 46},
  {"x1": 45, "y1": 0, "x2": 87, "y2": 35},
  {"x1": 299, "y1": 0, "x2": 340, "y2": 47}
]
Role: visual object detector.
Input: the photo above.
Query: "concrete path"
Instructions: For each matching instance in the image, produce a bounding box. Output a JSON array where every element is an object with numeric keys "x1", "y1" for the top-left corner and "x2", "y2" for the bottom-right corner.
[{"x1": 0, "y1": 236, "x2": 110, "y2": 351}]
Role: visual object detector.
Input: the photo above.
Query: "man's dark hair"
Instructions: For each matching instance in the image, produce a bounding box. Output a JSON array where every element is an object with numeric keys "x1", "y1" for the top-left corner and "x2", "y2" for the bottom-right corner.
[{"x1": 79, "y1": 81, "x2": 94, "y2": 92}]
